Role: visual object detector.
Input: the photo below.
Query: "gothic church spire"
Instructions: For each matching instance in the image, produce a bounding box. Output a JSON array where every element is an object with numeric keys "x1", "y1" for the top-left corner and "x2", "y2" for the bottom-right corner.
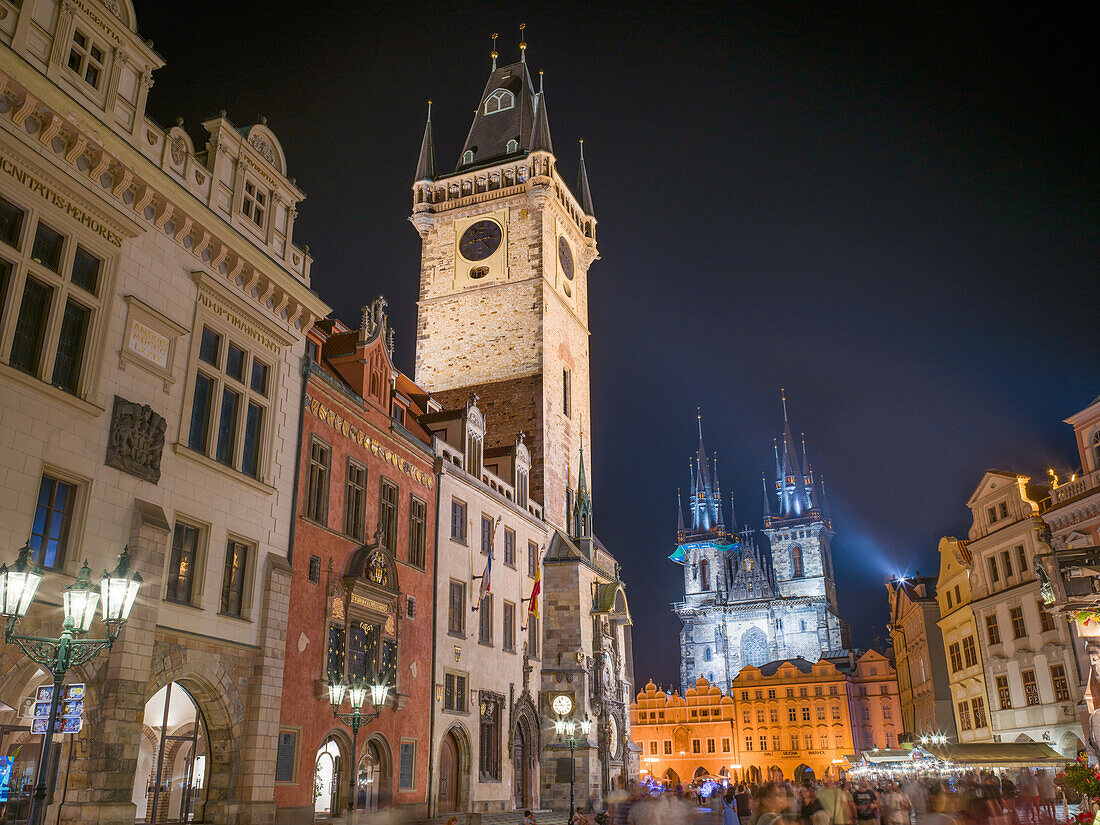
[{"x1": 414, "y1": 101, "x2": 436, "y2": 182}]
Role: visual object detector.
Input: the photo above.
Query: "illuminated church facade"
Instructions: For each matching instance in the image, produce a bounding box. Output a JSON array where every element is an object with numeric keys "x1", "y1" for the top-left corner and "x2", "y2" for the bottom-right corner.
[{"x1": 672, "y1": 402, "x2": 849, "y2": 692}]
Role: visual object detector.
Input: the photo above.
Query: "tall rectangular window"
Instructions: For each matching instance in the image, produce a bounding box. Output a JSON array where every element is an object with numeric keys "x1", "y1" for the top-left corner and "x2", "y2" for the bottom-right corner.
[
  {"x1": 1000, "y1": 550, "x2": 1012, "y2": 581},
  {"x1": 971, "y1": 697, "x2": 987, "y2": 728},
  {"x1": 450, "y1": 499, "x2": 467, "y2": 542},
  {"x1": 481, "y1": 515, "x2": 493, "y2": 556},
  {"x1": 562, "y1": 368, "x2": 571, "y2": 418},
  {"x1": 399, "y1": 742, "x2": 416, "y2": 790},
  {"x1": 1022, "y1": 670, "x2": 1040, "y2": 706},
  {"x1": 948, "y1": 643, "x2": 962, "y2": 673},
  {"x1": 187, "y1": 326, "x2": 272, "y2": 476},
  {"x1": 479, "y1": 695, "x2": 502, "y2": 780},
  {"x1": 985, "y1": 613, "x2": 1001, "y2": 645},
  {"x1": 1016, "y1": 545, "x2": 1028, "y2": 576},
  {"x1": 957, "y1": 701, "x2": 971, "y2": 731},
  {"x1": 51, "y1": 300, "x2": 89, "y2": 393},
  {"x1": 448, "y1": 581, "x2": 465, "y2": 636},
  {"x1": 987, "y1": 557, "x2": 999, "y2": 585},
  {"x1": 528, "y1": 540, "x2": 539, "y2": 577},
  {"x1": 1038, "y1": 601, "x2": 1056, "y2": 632},
  {"x1": 344, "y1": 461, "x2": 366, "y2": 540},
  {"x1": 408, "y1": 496, "x2": 427, "y2": 568},
  {"x1": 10, "y1": 277, "x2": 52, "y2": 375},
  {"x1": 327, "y1": 624, "x2": 346, "y2": 683},
  {"x1": 444, "y1": 672, "x2": 467, "y2": 712},
  {"x1": 242, "y1": 180, "x2": 267, "y2": 227},
  {"x1": 527, "y1": 614, "x2": 539, "y2": 658},
  {"x1": 479, "y1": 594, "x2": 493, "y2": 645},
  {"x1": 503, "y1": 528, "x2": 515, "y2": 566},
  {"x1": 0, "y1": 196, "x2": 24, "y2": 246},
  {"x1": 516, "y1": 467, "x2": 528, "y2": 508},
  {"x1": 503, "y1": 601, "x2": 515, "y2": 652},
  {"x1": 962, "y1": 636, "x2": 977, "y2": 668},
  {"x1": 379, "y1": 478, "x2": 399, "y2": 551},
  {"x1": 67, "y1": 30, "x2": 105, "y2": 88},
  {"x1": 306, "y1": 438, "x2": 331, "y2": 524},
  {"x1": 29, "y1": 475, "x2": 75, "y2": 569},
  {"x1": 996, "y1": 675, "x2": 1012, "y2": 709},
  {"x1": 1051, "y1": 664, "x2": 1070, "y2": 701},
  {"x1": 220, "y1": 540, "x2": 249, "y2": 617},
  {"x1": 166, "y1": 522, "x2": 200, "y2": 604},
  {"x1": 1010, "y1": 606, "x2": 1026, "y2": 639}
]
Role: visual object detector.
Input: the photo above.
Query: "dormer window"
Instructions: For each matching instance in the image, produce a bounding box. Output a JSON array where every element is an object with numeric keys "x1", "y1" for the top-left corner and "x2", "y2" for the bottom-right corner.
[
  {"x1": 484, "y1": 89, "x2": 515, "y2": 115},
  {"x1": 67, "y1": 30, "x2": 106, "y2": 90},
  {"x1": 506, "y1": 139, "x2": 519, "y2": 154},
  {"x1": 461, "y1": 150, "x2": 474, "y2": 166},
  {"x1": 242, "y1": 180, "x2": 267, "y2": 228}
]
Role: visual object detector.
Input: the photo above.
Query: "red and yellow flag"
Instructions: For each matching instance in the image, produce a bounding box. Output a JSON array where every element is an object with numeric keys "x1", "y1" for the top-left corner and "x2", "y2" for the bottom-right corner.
[{"x1": 528, "y1": 557, "x2": 542, "y2": 619}]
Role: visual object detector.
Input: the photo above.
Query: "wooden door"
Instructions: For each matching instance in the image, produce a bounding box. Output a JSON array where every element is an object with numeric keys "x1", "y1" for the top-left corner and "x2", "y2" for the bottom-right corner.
[{"x1": 439, "y1": 735, "x2": 458, "y2": 811}]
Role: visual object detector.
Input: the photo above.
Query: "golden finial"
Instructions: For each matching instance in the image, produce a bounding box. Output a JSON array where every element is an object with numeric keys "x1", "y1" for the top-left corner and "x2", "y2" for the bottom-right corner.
[
  {"x1": 491, "y1": 33, "x2": 498, "y2": 70},
  {"x1": 519, "y1": 22, "x2": 527, "y2": 61}
]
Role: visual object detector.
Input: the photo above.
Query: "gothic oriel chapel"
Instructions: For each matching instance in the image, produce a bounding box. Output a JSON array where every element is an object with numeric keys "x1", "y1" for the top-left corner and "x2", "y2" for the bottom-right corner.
[{"x1": 673, "y1": 402, "x2": 850, "y2": 692}]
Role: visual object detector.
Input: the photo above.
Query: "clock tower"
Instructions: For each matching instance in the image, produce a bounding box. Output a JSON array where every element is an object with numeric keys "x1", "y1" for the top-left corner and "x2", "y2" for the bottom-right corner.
[{"x1": 410, "y1": 45, "x2": 597, "y2": 529}]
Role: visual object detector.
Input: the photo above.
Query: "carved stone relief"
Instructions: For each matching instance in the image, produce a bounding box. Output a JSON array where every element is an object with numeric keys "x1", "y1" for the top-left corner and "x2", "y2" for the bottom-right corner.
[{"x1": 105, "y1": 396, "x2": 167, "y2": 484}]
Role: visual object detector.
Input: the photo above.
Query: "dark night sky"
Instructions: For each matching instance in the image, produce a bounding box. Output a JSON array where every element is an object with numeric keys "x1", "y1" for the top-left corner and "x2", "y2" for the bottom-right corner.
[{"x1": 137, "y1": 1, "x2": 1099, "y2": 687}]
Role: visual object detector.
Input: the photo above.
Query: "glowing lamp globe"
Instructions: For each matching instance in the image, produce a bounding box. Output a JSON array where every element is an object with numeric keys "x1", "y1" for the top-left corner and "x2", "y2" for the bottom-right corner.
[
  {"x1": 580, "y1": 719, "x2": 592, "y2": 736},
  {"x1": 564, "y1": 720, "x2": 576, "y2": 737},
  {"x1": 348, "y1": 680, "x2": 369, "y2": 710},
  {"x1": 371, "y1": 682, "x2": 389, "y2": 708},
  {"x1": 63, "y1": 562, "x2": 100, "y2": 632},
  {"x1": 554, "y1": 719, "x2": 565, "y2": 735},
  {"x1": 328, "y1": 680, "x2": 348, "y2": 709},
  {"x1": 100, "y1": 546, "x2": 142, "y2": 624},
  {"x1": 0, "y1": 543, "x2": 44, "y2": 619}
]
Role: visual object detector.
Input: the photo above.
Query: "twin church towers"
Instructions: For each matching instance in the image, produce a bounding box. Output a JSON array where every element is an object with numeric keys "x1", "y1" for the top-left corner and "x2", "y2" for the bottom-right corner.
[{"x1": 672, "y1": 400, "x2": 850, "y2": 692}]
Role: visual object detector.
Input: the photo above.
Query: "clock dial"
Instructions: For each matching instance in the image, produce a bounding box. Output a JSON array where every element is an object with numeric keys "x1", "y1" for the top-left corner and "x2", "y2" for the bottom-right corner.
[
  {"x1": 608, "y1": 715, "x2": 620, "y2": 757},
  {"x1": 558, "y1": 236, "x2": 574, "y2": 280},
  {"x1": 552, "y1": 694, "x2": 573, "y2": 716},
  {"x1": 459, "y1": 220, "x2": 503, "y2": 262}
]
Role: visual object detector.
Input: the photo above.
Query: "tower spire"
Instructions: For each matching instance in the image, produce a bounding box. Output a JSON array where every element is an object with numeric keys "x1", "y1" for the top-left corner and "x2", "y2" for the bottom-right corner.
[
  {"x1": 730, "y1": 492, "x2": 739, "y2": 534},
  {"x1": 761, "y1": 474, "x2": 772, "y2": 516},
  {"x1": 576, "y1": 139, "x2": 596, "y2": 217},
  {"x1": 677, "y1": 489, "x2": 685, "y2": 533},
  {"x1": 530, "y1": 87, "x2": 554, "y2": 154},
  {"x1": 519, "y1": 22, "x2": 527, "y2": 63},
  {"x1": 781, "y1": 387, "x2": 789, "y2": 423},
  {"x1": 414, "y1": 100, "x2": 435, "y2": 182}
]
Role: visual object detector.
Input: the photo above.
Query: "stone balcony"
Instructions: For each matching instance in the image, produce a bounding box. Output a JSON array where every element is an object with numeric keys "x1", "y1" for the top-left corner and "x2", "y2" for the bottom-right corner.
[{"x1": 1050, "y1": 469, "x2": 1100, "y2": 507}]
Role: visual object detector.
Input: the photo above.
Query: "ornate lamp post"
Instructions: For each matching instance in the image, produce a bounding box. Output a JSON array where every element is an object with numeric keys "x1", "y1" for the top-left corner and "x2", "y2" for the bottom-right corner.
[
  {"x1": 327, "y1": 676, "x2": 389, "y2": 814},
  {"x1": 551, "y1": 693, "x2": 591, "y2": 821},
  {"x1": 0, "y1": 543, "x2": 142, "y2": 825}
]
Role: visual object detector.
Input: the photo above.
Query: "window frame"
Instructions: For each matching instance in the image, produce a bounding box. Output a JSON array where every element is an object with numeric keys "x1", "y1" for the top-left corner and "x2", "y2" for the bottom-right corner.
[
  {"x1": 1022, "y1": 669, "x2": 1040, "y2": 706},
  {"x1": 407, "y1": 494, "x2": 427, "y2": 569},
  {"x1": 378, "y1": 476, "x2": 399, "y2": 552},
  {"x1": 448, "y1": 579, "x2": 466, "y2": 637},
  {"x1": 996, "y1": 675, "x2": 1012, "y2": 710},
  {"x1": 304, "y1": 436, "x2": 331, "y2": 524},
  {"x1": 165, "y1": 518, "x2": 206, "y2": 606},
  {"x1": 344, "y1": 459, "x2": 367, "y2": 540},
  {"x1": 985, "y1": 613, "x2": 1001, "y2": 645},
  {"x1": 65, "y1": 27, "x2": 108, "y2": 92},
  {"x1": 502, "y1": 600, "x2": 516, "y2": 652},
  {"x1": 503, "y1": 527, "x2": 516, "y2": 567},
  {"x1": 443, "y1": 670, "x2": 468, "y2": 713},
  {"x1": 27, "y1": 471, "x2": 80, "y2": 571},
  {"x1": 450, "y1": 498, "x2": 468, "y2": 544},
  {"x1": 219, "y1": 536, "x2": 255, "y2": 619},
  {"x1": 478, "y1": 593, "x2": 493, "y2": 646},
  {"x1": 241, "y1": 177, "x2": 269, "y2": 230}
]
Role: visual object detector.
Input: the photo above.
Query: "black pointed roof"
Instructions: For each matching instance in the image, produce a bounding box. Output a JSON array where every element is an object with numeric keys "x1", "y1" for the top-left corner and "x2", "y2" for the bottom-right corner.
[
  {"x1": 456, "y1": 61, "x2": 537, "y2": 171},
  {"x1": 576, "y1": 142, "x2": 595, "y2": 217},
  {"x1": 414, "y1": 106, "x2": 436, "y2": 181},
  {"x1": 530, "y1": 91, "x2": 554, "y2": 154}
]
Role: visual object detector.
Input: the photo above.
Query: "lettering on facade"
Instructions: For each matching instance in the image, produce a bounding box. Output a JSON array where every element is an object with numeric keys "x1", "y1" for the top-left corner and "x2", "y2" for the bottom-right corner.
[
  {"x1": 0, "y1": 153, "x2": 124, "y2": 246},
  {"x1": 197, "y1": 290, "x2": 283, "y2": 355},
  {"x1": 126, "y1": 320, "x2": 170, "y2": 369},
  {"x1": 305, "y1": 393, "x2": 433, "y2": 489},
  {"x1": 105, "y1": 396, "x2": 167, "y2": 484}
]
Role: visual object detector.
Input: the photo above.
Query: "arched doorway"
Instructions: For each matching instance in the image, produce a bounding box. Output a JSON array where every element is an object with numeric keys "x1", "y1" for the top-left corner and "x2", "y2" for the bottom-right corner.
[
  {"x1": 794, "y1": 764, "x2": 814, "y2": 784},
  {"x1": 132, "y1": 681, "x2": 208, "y2": 824},
  {"x1": 747, "y1": 765, "x2": 762, "y2": 784},
  {"x1": 438, "y1": 730, "x2": 461, "y2": 812},
  {"x1": 314, "y1": 737, "x2": 343, "y2": 816},
  {"x1": 512, "y1": 715, "x2": 536, "y2": 808},
  {"x1": 356, "y1": 737, "x2": 390, "y2": 812},
  {"x1": 767, "y1": 765, "x2": 784, "y2": 781},
  {"x1": 1061, "y1": 732, "x2": 1086, "y2": 759}
]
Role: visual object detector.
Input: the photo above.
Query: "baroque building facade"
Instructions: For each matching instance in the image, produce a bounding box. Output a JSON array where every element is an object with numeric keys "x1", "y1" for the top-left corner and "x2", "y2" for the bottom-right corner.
[
  {"x1": 0, "y1": 2, "x2": 328, "y2": 824},
  {"x1": 673, "y1": 405, "x2": 847, "y2": 693},
  {"x1": 408, "y1": 42, "x2": 635, "y2": 813}
]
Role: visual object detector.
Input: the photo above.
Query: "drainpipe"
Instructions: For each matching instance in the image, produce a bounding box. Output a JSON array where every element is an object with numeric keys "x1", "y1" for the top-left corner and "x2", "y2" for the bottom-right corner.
[
  {"x1": 286, "y1": 354, "x2": 312, "y2": 565},
  {"x1": 426, "y1": 452, "x2": 443, "y2": 816}
]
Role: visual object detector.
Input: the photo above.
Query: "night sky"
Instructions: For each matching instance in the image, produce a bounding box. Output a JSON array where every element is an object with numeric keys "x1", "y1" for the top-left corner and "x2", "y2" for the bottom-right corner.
[{"x1": 137, "y1": 1, "x2": 1099, "y2": 688}]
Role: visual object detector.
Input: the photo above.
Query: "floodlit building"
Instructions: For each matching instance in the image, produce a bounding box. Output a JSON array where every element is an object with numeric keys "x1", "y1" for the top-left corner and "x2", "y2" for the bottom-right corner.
[
  {"x1": 0, "y1": 2, "x2": 327, "y2": 823},
  {"x1": 935, "y1": 537, "x2": 993, "y2": 743},
  {"x1": 672, "y1": 404, "x2": 848, "y2": 694},
  {"x1": 964, "y1": 471, "x2": 1084, "y2": 756},
  {"x1": 886, "y1": 575, "x2": 957, "y2": 740}
]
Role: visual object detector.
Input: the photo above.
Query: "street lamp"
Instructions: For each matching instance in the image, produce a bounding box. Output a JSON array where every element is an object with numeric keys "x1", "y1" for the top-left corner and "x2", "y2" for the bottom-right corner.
[
  {"x1": 0, "y1": 543, "x2": 142, "y2": 825},
  {"x1": 328, "y1": 675, "x2": 389, "y2": 814},
  {"x1": 551, "y1": 700, "x2": 591, "y2": 822}
]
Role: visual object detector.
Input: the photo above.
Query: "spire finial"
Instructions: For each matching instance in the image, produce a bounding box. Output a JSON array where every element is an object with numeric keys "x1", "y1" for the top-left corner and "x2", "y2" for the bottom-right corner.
[
  {"x1": 579, "y1": 138, "x2": 584, "y2": 159},
  {"x1": 491, "y1": 33, "x2": 499, "y2": 70},
  {"x1": 781, "y1": 387, "x2": 788, "y2": 422},
  {"x1": 539, "y1": 69, "x2": 544, "y2": 94},
  {"x1": 427, "y1": 100, "x2": 432, "y2": 120},
  {"x1": 519, "y1": 22, "x2": 527, "y2": 62},
  {"x1": 697, "y1": 406, "x2": 703, "y2": 440}
]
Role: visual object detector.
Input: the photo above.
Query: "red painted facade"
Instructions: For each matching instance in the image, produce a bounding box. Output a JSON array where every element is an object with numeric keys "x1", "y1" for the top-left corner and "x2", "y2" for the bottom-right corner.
[{"x1": 275, "y1": 311, "x2": 437, "y2": 823}]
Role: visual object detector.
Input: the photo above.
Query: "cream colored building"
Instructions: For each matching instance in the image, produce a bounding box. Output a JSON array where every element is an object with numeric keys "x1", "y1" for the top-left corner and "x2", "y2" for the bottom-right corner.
[
  {"x1": 935, "y1": 537, "x2": 993, "y2": 742},
  {"x1": 424, "y1": 399, "x2": 548, "y2": 815},
  {"x1": 842, "y1": 649, "x2": 904, "y2": 753},
  {"x1": 965, "y1": 471, "x2": 1084, "y2": 756},
  {"x1": 0, "y1": 2, "x2": 327, "y2": 823}
]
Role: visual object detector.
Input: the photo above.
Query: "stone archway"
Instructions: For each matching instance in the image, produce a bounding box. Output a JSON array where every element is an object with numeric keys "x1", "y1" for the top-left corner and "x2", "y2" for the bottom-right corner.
[
  {"x1": 512, "y1": 699, "x2": 539, "y2": 809},
  {"x1": 794, "y1": 763, "x2": 815, "y2": 784},
  {"x1": 663, "y1": 768, "x2": 680, "y2": 788},
  {"x1": 438, "y1": 724, "x2": 471, "y2": 813},
  {"x1": 357, "y1": 734, "x2": 392, "y2": 812}
]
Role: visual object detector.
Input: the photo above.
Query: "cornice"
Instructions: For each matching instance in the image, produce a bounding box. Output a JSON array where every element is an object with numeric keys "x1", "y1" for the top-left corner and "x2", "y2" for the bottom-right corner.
[{"x1": 0, "y1": 57, "x2": 329, "y2": 335}]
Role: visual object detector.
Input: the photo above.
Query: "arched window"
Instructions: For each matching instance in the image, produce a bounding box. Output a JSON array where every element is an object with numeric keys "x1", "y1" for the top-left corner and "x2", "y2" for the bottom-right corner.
[
  {"x1": 700, "y1": 558, "x2": 710, "y2": 591},
  {"x1": 461, "y1": 150, "x2": 474, "y2": 166},
  {"x1": 484, "y1": 89, "x2": 515, "y2": 114},
  {"x1": 1092, "y1": 430, "x2": 1100, "y2": 470},
  {"x1": 740, "y1": 627, "x2": 768, "y2": 668},
  {"x1": 704, "y1": 647, "x2": 712, "y2": 662},
  {"x1": 791, "y1": 545, "x2": 804, "y2": 579},
  {"x1": 506, "y1": 138, "x2": 519, "y2": 153}
]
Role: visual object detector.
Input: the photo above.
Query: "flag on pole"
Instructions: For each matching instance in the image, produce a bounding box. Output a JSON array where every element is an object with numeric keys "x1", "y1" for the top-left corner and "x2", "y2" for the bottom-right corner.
[
  {"x1": 527, "y1": 547, "x2": 542, "y2": 619},
  {"x1": 475, "y1": 515, "x2": 501, "y2": 610}
]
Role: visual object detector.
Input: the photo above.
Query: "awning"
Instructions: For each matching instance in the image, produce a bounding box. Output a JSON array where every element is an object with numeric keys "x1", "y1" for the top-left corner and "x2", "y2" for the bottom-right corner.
[
  {"x1": 919, "y1": 742, "x2": 1066, "y2": 768},
  {"x1": 855, "y1": 749, "x2": 920, "y2": 764}
]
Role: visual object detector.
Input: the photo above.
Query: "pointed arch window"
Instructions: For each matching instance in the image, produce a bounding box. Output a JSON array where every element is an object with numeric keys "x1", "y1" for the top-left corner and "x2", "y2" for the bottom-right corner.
[
  {"x1": 700, "y1": 558, "x2": 710, "y2": 591},
  {"x1": 484, "y1": 89, "x2": 515, "y2": 114},
  {"x1": 791, "y1": 545, "x2": 804, "y2": 579},
  {"x1": 704, "y1": 647, "x2": 712, "y2": 662}
]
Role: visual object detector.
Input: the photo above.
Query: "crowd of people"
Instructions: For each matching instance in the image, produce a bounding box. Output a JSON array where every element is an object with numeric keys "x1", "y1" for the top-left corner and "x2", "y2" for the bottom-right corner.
[{"x1": 583, "y1": 769, "x2": 1070, "y2": 825}]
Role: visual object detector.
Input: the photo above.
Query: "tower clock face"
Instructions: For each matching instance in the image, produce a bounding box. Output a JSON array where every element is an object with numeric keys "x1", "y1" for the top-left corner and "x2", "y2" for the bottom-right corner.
[
  {"x1": 459, "y1": 220, "x2": 502, "y2": 262},
  {"x1": 552, "y1": 694, "x2": 573, "y2": 716},
  {"x1": 558, "y1": 236, "x2": 575, "y2": 280}
]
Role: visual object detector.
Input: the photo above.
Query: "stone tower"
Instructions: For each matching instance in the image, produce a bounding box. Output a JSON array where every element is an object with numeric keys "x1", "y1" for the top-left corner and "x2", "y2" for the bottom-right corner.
[{"x1": 409, "y1": 46, "x2": 597, "y2": 530}]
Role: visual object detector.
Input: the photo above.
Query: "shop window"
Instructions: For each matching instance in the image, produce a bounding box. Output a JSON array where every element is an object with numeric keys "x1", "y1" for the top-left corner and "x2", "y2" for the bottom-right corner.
[{"x1": 28, "y1": 474, "x2": 76, "y2": 569}]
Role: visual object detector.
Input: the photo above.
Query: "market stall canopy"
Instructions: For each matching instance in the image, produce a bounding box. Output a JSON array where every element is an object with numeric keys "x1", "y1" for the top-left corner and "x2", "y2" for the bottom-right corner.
[
  {"x1": 919, "y1": 742, "x2": 1065, "y2": 768},
  {"x1": 851, "y1": 749, "x2": 919, "y2": 764}
]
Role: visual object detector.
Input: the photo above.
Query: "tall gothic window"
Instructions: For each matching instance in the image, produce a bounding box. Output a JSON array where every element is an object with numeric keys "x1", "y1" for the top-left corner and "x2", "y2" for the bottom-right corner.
[
  {"x1": 740, "y1": 627, "x2": 767, "y2": 668},
  {"x1": 700, "y1": 559, "x2": 710, "y2": 590},
  {"x1": 791, "y1": 545, "x2": 804, "y2": 578}
]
